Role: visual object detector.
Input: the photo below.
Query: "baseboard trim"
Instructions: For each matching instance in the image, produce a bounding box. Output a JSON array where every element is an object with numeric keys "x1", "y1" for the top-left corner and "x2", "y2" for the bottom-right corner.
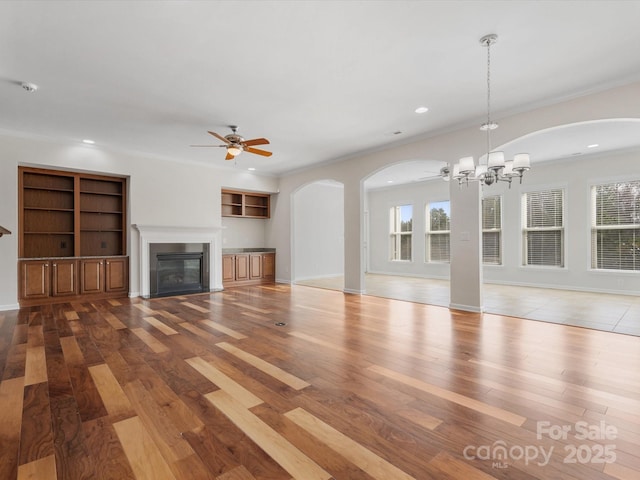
[
  {"x1": 343, "y1": 288, "x2": 364, "y2": 295},
  {"x1": 0, "y1": 303, "x2": 20, "y2": 312},
  {"x1": 449, "y1": 302, "x2": 484, "y2": 313}
]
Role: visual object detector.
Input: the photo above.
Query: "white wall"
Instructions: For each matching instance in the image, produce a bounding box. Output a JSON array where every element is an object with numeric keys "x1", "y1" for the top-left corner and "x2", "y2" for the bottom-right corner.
[
  {"x1": 267, "y1": 81, "x2": 640, "y2": 299},
  {"x1": 366, "y1": 179, "x2": 450, "y2": 279},
  {"x1": 355, "y1": 149, "x2": 640, "y2": 296},
  {"x1": 0, "y1": 133, "x2": 278, "y2": 309},
  {"x1": 482, "y1": 148, "x2": 640, "y2": 295},
  {"x1": 221, "y1": 217, "x2": 267, "y2": 248},
  {"x1": 293, "y1": 181, "x2": 344, "y2": 280}
]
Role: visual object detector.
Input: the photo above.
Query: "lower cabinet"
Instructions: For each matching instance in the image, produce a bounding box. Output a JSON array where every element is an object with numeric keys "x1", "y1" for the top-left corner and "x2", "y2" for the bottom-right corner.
[
  {"x1": 20, "y1": 260, "x2": 52, "y2": 300},
  {"x1": 262, "y1": 253, "x2": 275, "y2": 280},
  {"x1": 105, "y1": 257, "x2": 128, "y2": 293},
  {"x1": 80, "y1": 258, "x2": 104, "y2": 294},
  {"x1": 222, "y1": 252, "x2": 275, "y2": 286},
  {"x1": 52, "y1": 259, "x2": 78, "y2": 297},
  {"x1": 19, "y1": 256, "x2": 128, "y2": 306}
]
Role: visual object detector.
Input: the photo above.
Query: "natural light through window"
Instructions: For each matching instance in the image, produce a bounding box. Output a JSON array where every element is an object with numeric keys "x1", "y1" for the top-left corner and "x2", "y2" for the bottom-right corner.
[
  {"x1": 592, "y1": 180, "x2": 640, "y2": 271},
  {"x1": 522, "y1": 189, "x2": 564, "y2": 267},
  {"x1": 390, "y1": 205, "x2": 412, "y2": 261},
  {"x1": 426, "y1": 201, "x2": 450, "y2": 262},
  {"x1": 482, "y1": 195, "x2": 502, "y2": 265}
]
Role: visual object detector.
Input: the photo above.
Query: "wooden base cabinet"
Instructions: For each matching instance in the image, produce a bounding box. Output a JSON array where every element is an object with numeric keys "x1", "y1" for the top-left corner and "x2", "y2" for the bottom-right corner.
[
  {"x1": 80, "y1": 259, "x2": 104, "y2": 294},
  {"x1": 105, "y1": 257, "x2": 128, "y2": 293},
  {"x1": 222, "y1": 252, "x2": 275, "y2": 287},
  {"x1": 20, "y1": 260, "x2": 51, "y2": 300},
  {"x1": 51, "y1": 259, "x2": 78, "y2": 297},
  {"x1": 19, "y1": 256, "x2": 128, "y2": 306}
]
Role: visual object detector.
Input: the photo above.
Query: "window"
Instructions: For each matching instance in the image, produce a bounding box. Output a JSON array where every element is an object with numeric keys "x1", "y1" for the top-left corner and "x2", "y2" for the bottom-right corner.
[
  {"x1": 522, "y1": 189, "x2": 564, "y2": 267},
  {"x1": 426, "y1": 201, "x2": 450, "y2": 262},
  {"x1": 592, "y1": 180, "x2": 640, "y2": 271},
  {"x1": 482, "y1": 195, "x2": 501, "y2": 265},
  {"x1": 390, "y1": 205, "x2": 412, "y2": 261}
]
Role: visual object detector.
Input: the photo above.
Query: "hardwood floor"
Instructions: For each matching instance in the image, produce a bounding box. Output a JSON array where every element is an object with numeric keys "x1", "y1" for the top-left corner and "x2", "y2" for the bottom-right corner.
[{"x1": 1, "y1": 284, "x2": 639, "y2": 479}]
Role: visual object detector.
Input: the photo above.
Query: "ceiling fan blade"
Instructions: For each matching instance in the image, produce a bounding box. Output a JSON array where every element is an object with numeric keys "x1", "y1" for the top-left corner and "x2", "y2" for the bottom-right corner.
[
  {"x1": 242, "y1": 138, "x2": 270, "y2": 147},
  {"x1": 225, "y1": 152, "x2": 235, "y2": 160},
  {"x1": 245, "y1": 147, "x2": 272, "y2": 157},
  {"x1": 208, "y1": 131, "x2": 231, "y2": 144}
]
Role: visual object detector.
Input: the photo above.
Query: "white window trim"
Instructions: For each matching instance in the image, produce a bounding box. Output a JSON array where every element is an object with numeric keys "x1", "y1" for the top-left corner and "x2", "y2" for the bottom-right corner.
[
  {"x1": 482, "y1": 195, "x2": 502, "y2": 266},
  {"x1": 521, "y1": 188, "x2": 566, "y2": 268},
  {"x1": 589, "y1": 179, "x2": 640, "y2": 272},
  {"x1": 426, "y1": 201, "x2": 450, "y2": 263},
  {"x1": 389, "y1": 205, "x2": 413, "y2": 262}
]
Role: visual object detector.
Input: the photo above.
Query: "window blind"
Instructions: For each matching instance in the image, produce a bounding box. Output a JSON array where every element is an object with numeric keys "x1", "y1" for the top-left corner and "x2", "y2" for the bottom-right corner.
[
  {"x1": 592, "y1": 181, "x2": 640, "y2": 270},
  {"x1": 482, "y1": 195, "x2": 501, "y2": 265},
  {"x1": 390, "y1": 205, "x2": 412, "y2": 261},
  {"x1": 523, "y1": 189, "x2": 564, "y2": 267},
  {"x1": 427, "y1": 201, "x2": 450, "y2": 262}
]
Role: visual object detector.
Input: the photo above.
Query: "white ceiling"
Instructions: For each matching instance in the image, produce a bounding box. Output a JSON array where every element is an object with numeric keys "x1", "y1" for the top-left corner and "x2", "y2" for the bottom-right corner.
[{"x1": 2, "y1": 1, "x2": 640, "y2": 178}]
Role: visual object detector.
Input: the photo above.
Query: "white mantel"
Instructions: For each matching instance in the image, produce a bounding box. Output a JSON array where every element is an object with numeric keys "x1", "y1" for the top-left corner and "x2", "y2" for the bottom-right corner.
[{"x1": 133, "y1": 225, "x2": 223, "y2": 297}]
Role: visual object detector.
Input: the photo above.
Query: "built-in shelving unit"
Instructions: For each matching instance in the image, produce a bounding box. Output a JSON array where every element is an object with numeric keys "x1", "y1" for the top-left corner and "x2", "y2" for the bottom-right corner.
[
  {"x1": 221, "y1": 189, "x2": 270, "y2": 218},
  {"x1": 79, "y1": 177, "x2": 125, "y2": 256},
  {"x1": 21, "y1": 170, "x2": 76, "y2": 257},
  {"x1": 18, "y1": 167, "x2": 128, "y2": 305}
]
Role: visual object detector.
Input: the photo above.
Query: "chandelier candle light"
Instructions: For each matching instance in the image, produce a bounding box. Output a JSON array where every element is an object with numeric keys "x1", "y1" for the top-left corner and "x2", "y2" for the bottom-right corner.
[{"x1": 441, "y1": 34, "x2": 531, "y2": 186}]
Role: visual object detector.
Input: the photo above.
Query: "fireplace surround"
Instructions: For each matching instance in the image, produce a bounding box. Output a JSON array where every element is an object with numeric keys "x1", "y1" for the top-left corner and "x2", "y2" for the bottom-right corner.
[{"x1": 134, "y1": 225, "x2": 223, "y2": 298}]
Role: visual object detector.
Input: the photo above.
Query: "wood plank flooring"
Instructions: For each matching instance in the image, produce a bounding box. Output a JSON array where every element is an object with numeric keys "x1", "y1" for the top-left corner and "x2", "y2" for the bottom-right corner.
[{"x1": 1, "y1": 284, "x2": 639, "y2": 479}]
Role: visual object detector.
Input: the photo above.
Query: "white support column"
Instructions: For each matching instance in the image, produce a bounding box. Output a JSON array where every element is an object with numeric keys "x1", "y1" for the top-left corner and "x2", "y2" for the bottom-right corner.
[
  {"x1": 343, "y1": 180, "x2": 364, "y2": 294},
  {"x1": 449, "y1": 180, "x2": 483, "y2": 312}
]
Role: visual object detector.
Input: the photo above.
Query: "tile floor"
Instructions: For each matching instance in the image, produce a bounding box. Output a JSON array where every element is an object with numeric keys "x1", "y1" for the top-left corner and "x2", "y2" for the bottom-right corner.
[{"x1": 295, "y1": 274, "x2": 640, "y2": 336}]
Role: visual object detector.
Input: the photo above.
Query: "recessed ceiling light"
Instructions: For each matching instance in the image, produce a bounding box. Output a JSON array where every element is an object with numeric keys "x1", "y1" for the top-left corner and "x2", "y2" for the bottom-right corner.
[
  {"x1": 387, "y1": 180, "x2": 394, "y2": 183},
  {"x1": 415, "y1": 106, "x2": 429, "y2": 114},
  {"x1": 587, "y1": 143, "x2": 599, "y2": 148},
  {"x1": 248, "y1": 167, "x2": 256, "y2": 171},
  {"x1": 82, "y1": 139, "x2": 95, "y2": 145}
]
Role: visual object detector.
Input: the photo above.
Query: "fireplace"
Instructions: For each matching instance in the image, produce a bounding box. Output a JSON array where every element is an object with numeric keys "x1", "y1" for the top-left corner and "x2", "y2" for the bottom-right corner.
[
  {"x1": 149, "y1": 242, "x2": 210, "y2": 298},
  {"x1": 133, "y1": 225, "x2": 223, "y2": 299},
  {"x1": 156, "y1": 252, "x2": 203, "y2": 296}
]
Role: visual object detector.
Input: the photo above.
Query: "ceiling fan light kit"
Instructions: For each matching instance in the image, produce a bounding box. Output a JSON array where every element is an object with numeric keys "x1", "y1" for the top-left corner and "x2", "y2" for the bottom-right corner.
[
  {"x1": 191, "y1": 125, "x2": 272, "y2": 160},
  {"x1": 442, "y1": 34, "x2": 531, "y2": 187}
]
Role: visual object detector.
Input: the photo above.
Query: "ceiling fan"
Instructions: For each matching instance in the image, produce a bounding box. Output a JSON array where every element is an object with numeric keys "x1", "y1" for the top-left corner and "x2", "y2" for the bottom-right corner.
[{"x1": 191, "y1": 125, "x2": 272, "y2": 160}]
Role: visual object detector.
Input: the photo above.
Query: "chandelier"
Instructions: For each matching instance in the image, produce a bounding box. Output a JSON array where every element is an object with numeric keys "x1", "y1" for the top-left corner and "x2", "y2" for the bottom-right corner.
[{"x1": 441, "y1": 34, "x2": 531, "y2": 186}]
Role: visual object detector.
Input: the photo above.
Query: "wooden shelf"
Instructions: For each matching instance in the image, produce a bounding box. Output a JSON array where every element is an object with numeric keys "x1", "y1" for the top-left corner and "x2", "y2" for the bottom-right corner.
[
  {"x1": 18, "y1": 167, "x2": 129, "y2": 306},
  {"x1": 19, "y1": 167, "x2": 127, "y2": 258},
  {"x1": 221, "y1": 189, "x2": 270, "y2": 218}
]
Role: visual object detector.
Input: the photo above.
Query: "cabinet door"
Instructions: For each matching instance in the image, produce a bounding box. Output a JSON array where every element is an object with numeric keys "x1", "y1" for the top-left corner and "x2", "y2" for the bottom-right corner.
[
  {"x1": 105, "y1": 257, "x2": 128, "y2": 293},
  {"x1": 235, "y1": 254, "x2": 249, "y2": 281},
  {"x1": 80, "y1": 259, "x2": 104, "y2": 294},
  {"x1": 249, "y1": 254, "x2": 262, "y2": 280},
  {"x1": 52, "y1": 260, "x2": 78, "y2": 296},
  {"x1": 20, "y1": 260, "x2": 50, "y2": 299},
  {"x1": 222, "y1": 255, "x2": 236, "y2": 282},
  {"x1": 262, "y1": 253, "x2": 275, "y2": 280}
]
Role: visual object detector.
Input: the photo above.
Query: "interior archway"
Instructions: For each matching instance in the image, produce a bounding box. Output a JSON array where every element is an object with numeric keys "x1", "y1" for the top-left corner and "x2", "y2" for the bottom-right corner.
[{"x1": 353, "y1": 120, "x2": 640, "y2": 334}]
